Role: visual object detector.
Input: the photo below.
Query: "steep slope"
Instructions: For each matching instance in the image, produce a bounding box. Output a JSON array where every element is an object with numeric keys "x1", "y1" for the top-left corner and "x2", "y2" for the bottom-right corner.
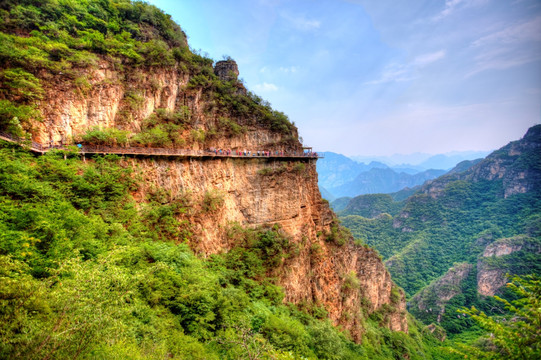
[
  {"x1": 2, "y1": 144, "x2": 429, "y2": 359},
  {"x1": 330, "y1": 196, "x2": 352, "y2": 211},
  {"x1": 0, "y1": 0, "x2": 409, "y2": 350}
]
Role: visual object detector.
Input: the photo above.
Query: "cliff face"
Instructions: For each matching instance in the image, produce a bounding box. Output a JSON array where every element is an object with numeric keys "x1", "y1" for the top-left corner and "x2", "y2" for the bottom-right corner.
[
  {"x1": 23, "y1": 58, "x2": 407, "y2": 339},
  {"x1": 34, "y1": 60, "x2": 291, "y2": 152},
  {"x1": 36, "y1": 61, "x2": 188, "y2": 144},
  {"x1": 408, "y1": 263, "x2": 473, "y2": 327},
  {"x1": 411, "y1": 263, "x2": 473, "y2": 316},
  {"x1": 409, "y1": 235, "x2": 540, "y2": 327},
  {"x1": 477, "y1": 235, "x2": 541, "y2": 296},
  {"x1": 126, "y1": 153, "x2": 407, "y2": 341}
]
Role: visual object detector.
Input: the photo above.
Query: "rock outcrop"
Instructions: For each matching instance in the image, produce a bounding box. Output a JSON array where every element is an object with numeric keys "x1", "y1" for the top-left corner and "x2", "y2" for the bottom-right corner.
[
  {"x1": 477, "y1": 235, "x2": 541, "y2": 296},
  {"x1": 214, "y1": 59, "x2": 239, "y2": 81},
  {"x1": 410, "y1": 263, "x2": 473, "y2": 323}
]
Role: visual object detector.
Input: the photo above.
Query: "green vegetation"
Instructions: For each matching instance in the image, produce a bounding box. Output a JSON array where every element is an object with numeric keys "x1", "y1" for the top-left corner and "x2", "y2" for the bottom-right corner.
[
  {"x1": 80, "y1": 126, "x2": 130, "y2": 146},
  {"x1": 324, "y1": 219, "x2": 351, "y2": 246},
  {"x1": 131, "y1": 108, "x2": 190, "y2": 147},
  {"x1": 257, "y1": 163, "x2": 288, "y2": 176},
  {"x1": 448, "y1": 275, "x2": 541, "y2": 359},
  {"x1": 0, "y1": 0, "x2": 186, "y2": 71},
  {"x1": 342, "y1": 180, "x2": 541, "y2": 337},
  {"x1": 188, "y1": 71, "x2": 296, "y2": 136},
  {"x1": 340, "y1": 193, "x2": 404, "y2": 218},
  {"x1": 202, "y1": 189, "x2": 224, "y2": 213},
  {"x1": 217, "y1": 116, "x2": 246, "y2": 136},
  {"x1": 342, "y1": 177, "x2": 541, "y2": 297},
  {"x1": 0, "y1": 142, "x2": 444, "y2": 359},
  {"x1": 0, "y1": 99, "x2": 40, "y2": 136}
]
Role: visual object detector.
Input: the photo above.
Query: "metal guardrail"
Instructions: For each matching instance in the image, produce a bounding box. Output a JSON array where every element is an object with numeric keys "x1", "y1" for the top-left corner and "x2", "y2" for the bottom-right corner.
[
  {"x1": 0, "y1": 131, "x2": 46, "y2": 152},
  {"x1": 0, "y1": 131, "x2": 323, "y2": 159}
]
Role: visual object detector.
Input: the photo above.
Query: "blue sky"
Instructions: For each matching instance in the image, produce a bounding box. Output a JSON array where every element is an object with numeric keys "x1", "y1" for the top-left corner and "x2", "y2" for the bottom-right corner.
[{"x1": 149, "y1": 0, "x2": 541, "y2": 156}]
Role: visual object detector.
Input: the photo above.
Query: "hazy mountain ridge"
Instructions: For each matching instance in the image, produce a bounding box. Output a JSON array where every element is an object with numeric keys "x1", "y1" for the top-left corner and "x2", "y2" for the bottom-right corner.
[
  {"x1": 317, "y1": 152, "x2": 388, "y2": 189},
  {"x1": 419, "y1": 125, "x2": 541, "y2": 199},
  {"x1": 318, "y1": 151, "x2": 487, "y2": 200},
  {"x1": 350, "y1": 151, "x2": 492, "y2": 169},
  {"x1": 329, "y1": 167, "x2": 447, "y2": 198}
]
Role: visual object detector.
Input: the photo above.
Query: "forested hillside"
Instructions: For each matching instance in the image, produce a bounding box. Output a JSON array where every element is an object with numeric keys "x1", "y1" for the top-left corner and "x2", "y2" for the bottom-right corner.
[{"x1": 341, "y1": 125, "x2": 541, "y2": 337}]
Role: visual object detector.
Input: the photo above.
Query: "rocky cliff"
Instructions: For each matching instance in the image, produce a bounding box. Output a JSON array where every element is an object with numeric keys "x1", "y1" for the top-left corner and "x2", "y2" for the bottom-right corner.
[
  {"x1": 1, "y1": 8, "x2": 408, "y2": 341},
  {"x1": 410, "y1": 263, "x2": 473, "y2": 323},
  {"x1": 477, "y1": 235, "x2": 541, "y2": 296}
]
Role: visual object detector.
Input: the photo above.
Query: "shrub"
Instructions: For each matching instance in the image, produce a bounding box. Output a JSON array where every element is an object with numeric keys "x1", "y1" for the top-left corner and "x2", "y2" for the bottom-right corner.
[
  {"x1": 191, "y1": 129, "x2": 205, "y2": 143},
  {"x1": 0, "y1": 68, "x2": 44, "y2": 102},
  {"x1": 81, "y1": 126, "x2": 130, "y2": 146},
  {"x1": 257, "y1": 167, "x2": 273, "y2": 176},
  {"x1": 254, "y1": 225, "x2": 291, "y2": 267},
  {"x1": 292, "y1": 162, "x2": 305, "y2": 173},
  {"x1": 124, "y1": 90, "x2": 144, "y2": 110},
  {"x1": 218, "y1": 116, "x2": 245, "y2": 136},
  {"x1": 342, "y1": 271, "x2": 361, "y2": 292},
  {"x1": 0, "y1": 99, "x2": 40, "y2": 136},
  {"x1": 260, "y1": 314, "x2": 312, "y2": 356},
  {"x1": 202, "y1": 189, "x2": 224, "y2": 213},
  {"x1": 132, "y1": 125, "x2": 172, "y2": 147},
  {"x1": 326, "y1": 221, "x2": 351, "y2": 246}
]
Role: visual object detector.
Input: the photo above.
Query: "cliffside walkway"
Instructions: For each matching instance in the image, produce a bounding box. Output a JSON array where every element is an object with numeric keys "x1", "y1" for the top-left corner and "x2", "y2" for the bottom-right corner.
[{"x1": 0, "y1": 131, "x2": 323, "y2": 160}]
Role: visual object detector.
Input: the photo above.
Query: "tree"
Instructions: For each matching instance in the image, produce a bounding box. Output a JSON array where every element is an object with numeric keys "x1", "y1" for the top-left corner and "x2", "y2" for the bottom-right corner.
[{"x1": 452, "y1": 275, "x2": 541, "y2": 359}]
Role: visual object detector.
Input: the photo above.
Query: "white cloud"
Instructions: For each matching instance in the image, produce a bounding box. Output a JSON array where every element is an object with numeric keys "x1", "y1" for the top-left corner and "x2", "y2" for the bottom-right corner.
[
  {"x1": 279, "y1": 66, "x2": 298, "y2": 73},
  {"x1": 254, "y1": 82, "x2": 279, "y2": 92},
  {"x1": 435, "y1": 0, "x2": 465, "y2": 20},
  {"x1": 366, "y1": 50, "x2": 445, "y2": 84},
  {"x1": 413, "y1": 50, "x2": 446, "y2": 67},
  {"x1": 472, "y1": 15, "x2": 541, "y2": 47},
  {"x1": 467, "y1": 15, "x2": 541, "y2": 76},
  {"x1": 433, "y1": 0, "x2": 489, "y2": 21},
  {"x1": 280, "y1": 12, "x2": 321, "y2": 31},
  {"x1": 365, "y1": 63, "x2": 415, "y2": 85}
]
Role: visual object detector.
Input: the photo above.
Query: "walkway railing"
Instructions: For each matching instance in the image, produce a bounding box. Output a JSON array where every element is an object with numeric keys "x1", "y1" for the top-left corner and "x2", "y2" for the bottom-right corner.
[
  {"x1": 0, "y1": 131, "x2": 46, "y2": 152},
  {"x1": 0, "y1": 131, "x2": 324, "y2": 159}
]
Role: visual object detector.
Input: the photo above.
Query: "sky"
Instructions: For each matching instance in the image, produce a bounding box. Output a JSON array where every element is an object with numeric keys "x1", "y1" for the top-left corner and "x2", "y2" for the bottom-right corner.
[{"x1": 148, "y1": 0, "x2": 541, "y2": 157}]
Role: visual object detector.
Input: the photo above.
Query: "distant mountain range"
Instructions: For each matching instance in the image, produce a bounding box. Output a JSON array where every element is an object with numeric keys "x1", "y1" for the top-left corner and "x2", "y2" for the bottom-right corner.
[
  {"x1": 317, "y1": 151, "x2": 488, "y2": 200},
  {"x1": 327, "y1": 167, "x2": 447, "y2": 198},
  {"x1": 350, "y1": 150, "x2": 492, "y2": 169}
]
